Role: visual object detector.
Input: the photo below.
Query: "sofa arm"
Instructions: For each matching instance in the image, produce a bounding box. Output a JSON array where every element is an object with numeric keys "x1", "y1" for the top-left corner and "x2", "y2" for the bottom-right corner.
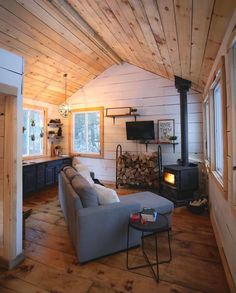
[{"x1": 76, "y1": 201, "x2": 141, "y2": 263}]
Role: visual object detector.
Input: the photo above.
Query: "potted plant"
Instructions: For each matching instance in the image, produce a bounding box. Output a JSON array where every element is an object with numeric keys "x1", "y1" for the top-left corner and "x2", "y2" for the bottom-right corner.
[
  {"x1": 169, "y1": 135, "x2": 177, "y2": 143},
  {"x1": 31, "y1": 119, "x2": 35, "y2": 127},
  {"x1": 40, "y1": 127, "x2": 44, "y2": 138}
]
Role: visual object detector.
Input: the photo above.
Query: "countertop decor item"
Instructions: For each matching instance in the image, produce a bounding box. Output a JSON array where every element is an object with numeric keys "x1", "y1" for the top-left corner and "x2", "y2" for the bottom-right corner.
[{"x1": 58, "y1": 73, "x2": 71, "y2": 118}]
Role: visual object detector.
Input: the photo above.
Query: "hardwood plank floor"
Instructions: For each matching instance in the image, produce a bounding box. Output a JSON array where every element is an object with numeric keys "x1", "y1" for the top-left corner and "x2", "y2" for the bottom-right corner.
[{"x1": 0, "y1": 186, "x2": 229, "y2": 293}]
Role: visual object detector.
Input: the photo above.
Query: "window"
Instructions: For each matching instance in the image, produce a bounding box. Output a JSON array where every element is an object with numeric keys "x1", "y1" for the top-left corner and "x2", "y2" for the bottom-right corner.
[
  {"x1": 213, "y1": 80, "x2": 224, "y2": 176},
  {"x1": 203, "y1": 98, "x2": 210, "y2": 162},
  {"x1": 72, "y1": 108, "x2": 104, "y2": 158},
  {"x1": 23, "y1": 107, "x2": 45, "y2": 157},
  {"x1": 209, "y1": 62, "x2": 227, "y2": 191}
]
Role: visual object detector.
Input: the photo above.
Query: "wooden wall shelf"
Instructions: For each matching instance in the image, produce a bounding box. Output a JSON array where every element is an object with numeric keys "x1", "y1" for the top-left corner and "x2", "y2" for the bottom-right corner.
[
  {"x1": 140, "y1": 141, "x2": 179, "y2": 152},
  {"x1": 48, "y1": 123, "x2": 63, "y2": 128},
  {"x1": 106, "y1": 114, "x2": 139, "y2": 125}
]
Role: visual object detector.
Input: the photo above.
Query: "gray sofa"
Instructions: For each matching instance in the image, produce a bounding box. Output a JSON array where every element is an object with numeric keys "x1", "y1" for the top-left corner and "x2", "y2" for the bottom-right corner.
[{"x1": 58, "y1": 167, "x2": 174, "y2": 263}]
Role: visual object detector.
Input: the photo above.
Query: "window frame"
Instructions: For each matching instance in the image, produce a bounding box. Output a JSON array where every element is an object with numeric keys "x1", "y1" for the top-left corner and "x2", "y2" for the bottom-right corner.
[
  {"x1": 203, "y1": 95, "x2": 211, "y2": 166},
  {"x1": 22, "y1": 104, "x2": 47, "y2": 159},
  {"x1": 228, "y1": 28, "x2": 236, "y2": 207},
  {"x1": 70, "y1": 107, "x2": 104, "y2": 158},
  {"x1": 208, "y1": 58, "x2": 228, "y2": 196}
]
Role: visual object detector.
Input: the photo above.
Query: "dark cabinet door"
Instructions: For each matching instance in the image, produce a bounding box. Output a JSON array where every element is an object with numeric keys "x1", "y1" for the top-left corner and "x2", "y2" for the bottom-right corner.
[
  {"x1": 54, "y1": 160, "x2": 62, "y2": 184},
  {"x1": 36, "y1": 164, "x2": 45, "y2": 189},
  {"x1": 45, "y1": 163, "x2": 55, "y2": 186},
  {"x1": 23, "y1": 165, "x2": 36, "y2": 195}
]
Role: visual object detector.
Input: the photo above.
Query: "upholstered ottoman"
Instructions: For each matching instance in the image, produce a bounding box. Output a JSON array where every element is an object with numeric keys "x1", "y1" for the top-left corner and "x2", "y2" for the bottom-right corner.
[{"x1": 120, "y1": 191, "x2": 174, "y2": 227}]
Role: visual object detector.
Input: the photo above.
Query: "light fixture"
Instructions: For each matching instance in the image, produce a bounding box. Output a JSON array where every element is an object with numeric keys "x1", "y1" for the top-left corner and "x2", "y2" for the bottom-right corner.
[{"x1": 58, "y1": 73, "x2": 71, "y2": 118}]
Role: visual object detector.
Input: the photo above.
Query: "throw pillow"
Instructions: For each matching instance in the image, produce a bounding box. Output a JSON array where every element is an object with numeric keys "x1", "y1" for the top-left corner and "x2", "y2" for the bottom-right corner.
[
  {"x1": 74, "y1": 163, "x2": 94, "y2": 186},
  {"x1": 72, "y1": 156, "x2": 80, "y2": 167},
  {"x1": 94, "y1": 184, "x2": 120, "y2": 205},
  {"x1": 71, "y1": 174, "x2": 99, "y2": 208},
  {"x1": 64, "y1": 167, "x2": 78, "y2": 182}
]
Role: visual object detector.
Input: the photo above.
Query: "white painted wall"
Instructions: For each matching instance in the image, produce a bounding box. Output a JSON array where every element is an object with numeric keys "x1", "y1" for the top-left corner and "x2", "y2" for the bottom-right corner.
[
  {"x1": 67, "y1": 63, "x2": 203, "y2": 181},
  {"x1": 203, "y1": 9, "x2": 236, "y2": 286},
  {"x1": 0, "y1": 48, "x2": 24, "y2": 266}
]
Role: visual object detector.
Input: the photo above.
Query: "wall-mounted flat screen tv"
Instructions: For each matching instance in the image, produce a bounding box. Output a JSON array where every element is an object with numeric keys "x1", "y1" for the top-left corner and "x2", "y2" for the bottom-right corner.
[{"x1": 126, "y1": 121, "x2": 155, "y2": 140}]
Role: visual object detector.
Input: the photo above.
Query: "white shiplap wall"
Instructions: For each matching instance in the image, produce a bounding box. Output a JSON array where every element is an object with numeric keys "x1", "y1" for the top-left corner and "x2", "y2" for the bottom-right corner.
[{"x1": 66, "y1": 63, "x2": 203, "y2": 181}]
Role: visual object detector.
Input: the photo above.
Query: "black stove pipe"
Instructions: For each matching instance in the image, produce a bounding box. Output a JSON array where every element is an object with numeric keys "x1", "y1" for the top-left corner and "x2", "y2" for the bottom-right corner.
[{"x1": 175, "y1": 76, "x2": 191, "y2": 166}]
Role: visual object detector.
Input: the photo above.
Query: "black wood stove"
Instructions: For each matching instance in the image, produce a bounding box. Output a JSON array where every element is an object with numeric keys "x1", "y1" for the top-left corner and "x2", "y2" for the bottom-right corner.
[{"x1": 163, "y1": 76, "x2": 199, "y2": 201}]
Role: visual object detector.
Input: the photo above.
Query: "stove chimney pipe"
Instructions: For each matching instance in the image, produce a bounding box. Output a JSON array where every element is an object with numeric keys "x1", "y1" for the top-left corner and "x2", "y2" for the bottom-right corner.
[{"x1": 175, "y1": 76, "x2": 191, "y2": 166}]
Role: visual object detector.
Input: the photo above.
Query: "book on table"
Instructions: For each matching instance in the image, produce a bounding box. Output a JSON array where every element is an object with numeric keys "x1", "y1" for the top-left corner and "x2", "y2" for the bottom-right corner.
[{"x1": 141, "y1": 208, "x2": 157, "y2": 222}]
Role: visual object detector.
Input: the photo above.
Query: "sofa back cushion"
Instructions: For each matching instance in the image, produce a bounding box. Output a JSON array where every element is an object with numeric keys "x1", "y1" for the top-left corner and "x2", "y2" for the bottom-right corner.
[{"x1": 71, "y1": 174, "x2": 99, "y2": 208}]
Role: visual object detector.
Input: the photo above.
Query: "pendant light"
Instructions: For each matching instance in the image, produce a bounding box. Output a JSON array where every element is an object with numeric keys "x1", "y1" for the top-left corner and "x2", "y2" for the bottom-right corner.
[{"x1": 58, "y1": 73, "x2": 71, "y2": 118}]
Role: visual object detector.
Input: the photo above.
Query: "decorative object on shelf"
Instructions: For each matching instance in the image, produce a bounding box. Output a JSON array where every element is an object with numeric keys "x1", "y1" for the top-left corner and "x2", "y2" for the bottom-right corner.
[
  {"x1": 49, "y1": 119, "x2": 61, "y2": 124},
  {"x1": 130, "y1": 108, "x2": 137, "y2": 115},
  {"x1": 48, "y1": 130, "x2": 55, "y2": 136},
  {"x1": 158, "y1": 119, "x2": 175, "y2": 143},
  {"x1": 169, "y1": 135, "x2": 177, "y2": 143},
  {"x1": 57, "y1": 127, "x2": 62, "y2": 137},
  {"x1": 40, "y1": 127, "x2": 44, "y2": 138},
  {"x1": 47, "y1": 120, "x2": 63, "y2": 140},
  {"x1": 50, "y1": 141, "x2": 55, "y2": 157},
  {"x1": 58, "y1": 73, "x2": 71, "y2": 118},
  {"x1": 105, "y1": 107, "x2": 139, "y2": 124},
  {"x1": 30, "y1": 134, "x2": 35, "y2": 141},
  {"x1": 55, "y1": 145, "x2": 62, "y2": 156},
  {"x1": 30, "y1": 119, "x2": 35, "y2": 127}
]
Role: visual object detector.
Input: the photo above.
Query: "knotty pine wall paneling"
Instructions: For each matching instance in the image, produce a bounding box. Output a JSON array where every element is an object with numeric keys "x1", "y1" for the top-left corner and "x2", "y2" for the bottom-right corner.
[{"x1": 203, "y1": 8, "x2": 236, "y2": 288}]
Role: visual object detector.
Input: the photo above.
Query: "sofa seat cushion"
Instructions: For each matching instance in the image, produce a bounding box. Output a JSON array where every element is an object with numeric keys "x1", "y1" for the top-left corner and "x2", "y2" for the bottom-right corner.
[
  {"x1": 71, "y1": 174, "x2": 99, "y2": 208},
  {"x1": 120, "y1": 191, "x2": 174, "y2": 215}
]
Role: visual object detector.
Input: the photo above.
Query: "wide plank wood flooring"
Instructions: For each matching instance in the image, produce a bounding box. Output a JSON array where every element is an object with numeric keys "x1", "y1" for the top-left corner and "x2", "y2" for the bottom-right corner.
[{"x1": 0, "y1": 186, "x2": 229, "y2": 293}]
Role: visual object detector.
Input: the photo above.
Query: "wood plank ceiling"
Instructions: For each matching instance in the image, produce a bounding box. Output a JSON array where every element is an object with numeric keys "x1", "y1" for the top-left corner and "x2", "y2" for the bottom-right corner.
[{"x1": 0, "y1": 0, "x2": 235, "y2": 104}]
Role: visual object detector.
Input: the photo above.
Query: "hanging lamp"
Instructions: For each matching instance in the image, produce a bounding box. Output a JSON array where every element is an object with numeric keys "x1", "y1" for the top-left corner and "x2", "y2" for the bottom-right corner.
[{"x1": 58, "y1": 73, "x2": 71, "y2": 118}]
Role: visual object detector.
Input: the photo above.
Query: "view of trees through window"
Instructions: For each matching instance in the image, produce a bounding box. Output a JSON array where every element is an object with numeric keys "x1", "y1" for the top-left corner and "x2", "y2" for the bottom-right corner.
[
  {"x1": 213, "y1": 81, "x2": 224, "y2": 176},
  {"x1": 204, "y1": 99, "x2": 210, "y2": 162},
  {"x1": 73, "y1": 111, "x2": 100, "y2": 154},
  {"x1": 23, "y1": 108, "x2": 44, "y2": 156}
]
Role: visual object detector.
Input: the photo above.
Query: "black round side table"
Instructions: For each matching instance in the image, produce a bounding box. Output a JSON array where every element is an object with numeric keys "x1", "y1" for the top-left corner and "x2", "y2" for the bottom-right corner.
[{"x1": 126, "y1": 213, "x2": 172, "y2": 282}]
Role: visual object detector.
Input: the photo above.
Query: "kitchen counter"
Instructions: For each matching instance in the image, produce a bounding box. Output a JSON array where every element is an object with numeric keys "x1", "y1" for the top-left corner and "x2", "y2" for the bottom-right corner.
[
  {"x1": 22, "y1": 155, "x2": 71, "y2": 165},
  {"x1": 22, "y1": 156, "x2": 72, "y2": 196}
]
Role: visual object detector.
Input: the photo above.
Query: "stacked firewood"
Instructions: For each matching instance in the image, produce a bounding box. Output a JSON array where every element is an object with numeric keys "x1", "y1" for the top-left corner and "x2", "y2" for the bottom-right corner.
[{"x1": 117, "y1": 152, "x2": 159, "y2": 188}]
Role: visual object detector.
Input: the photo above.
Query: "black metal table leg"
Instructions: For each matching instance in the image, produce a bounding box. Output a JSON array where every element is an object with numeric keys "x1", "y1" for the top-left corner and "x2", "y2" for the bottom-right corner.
[
  {"x1": 126, "y1": 228, "x2": 172, "y2": 282},
  {"x1": 126, "y1": 224, "x2": 130, "y2": 269}
]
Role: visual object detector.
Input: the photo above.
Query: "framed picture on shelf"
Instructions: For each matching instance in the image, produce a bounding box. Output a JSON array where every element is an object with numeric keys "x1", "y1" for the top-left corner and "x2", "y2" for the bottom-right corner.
[{"x1": 157, "y1": 119, "x2": 175, "y2": 142}]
